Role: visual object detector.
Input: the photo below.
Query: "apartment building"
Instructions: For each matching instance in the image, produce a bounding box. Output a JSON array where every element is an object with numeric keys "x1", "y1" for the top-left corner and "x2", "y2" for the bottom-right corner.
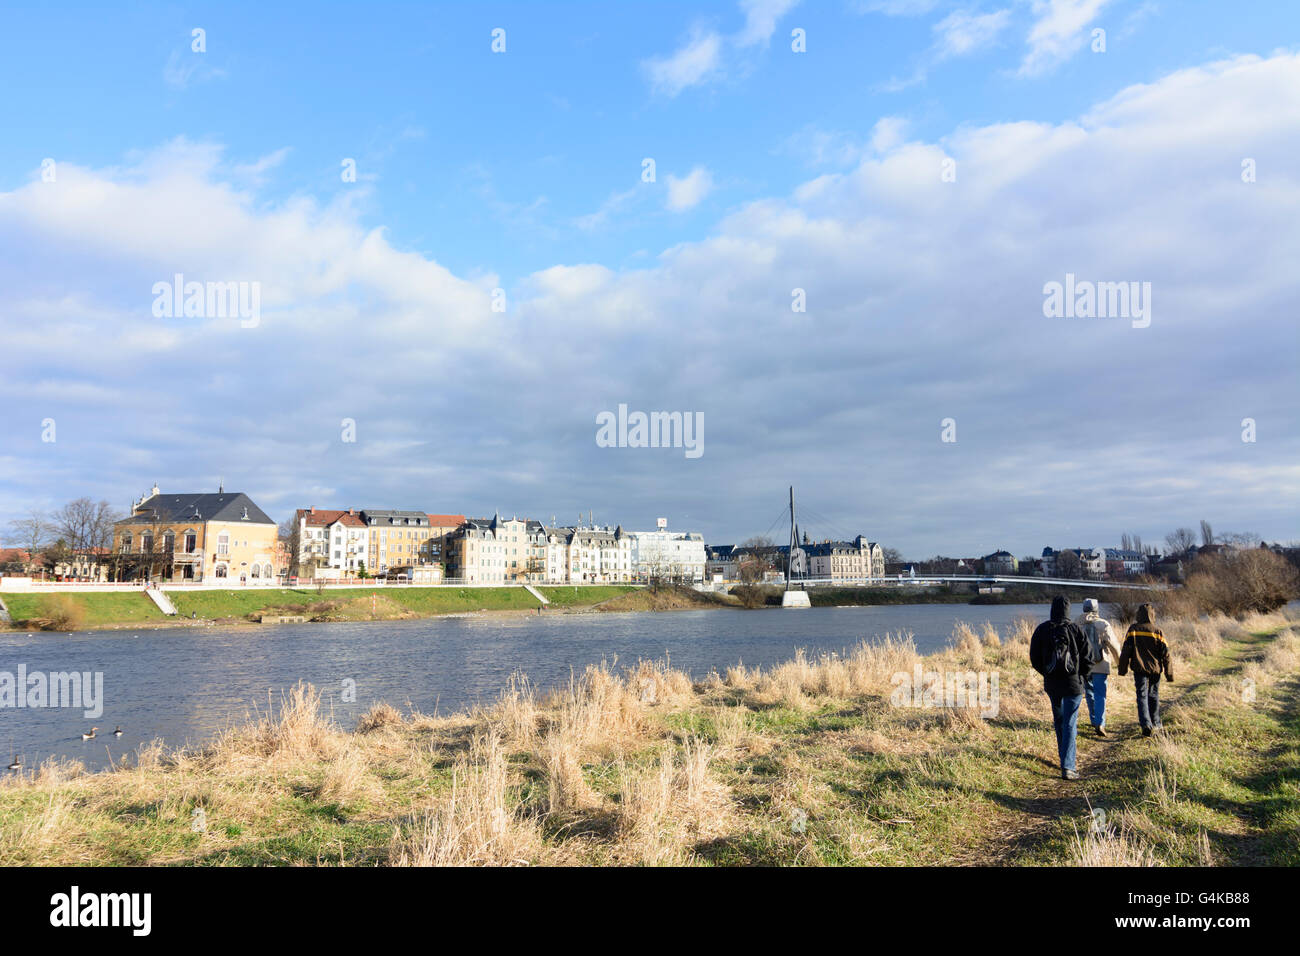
[
  {"x1": 114, "y1": 485, "x2": 278, "y2": 582},
  {"x1": 630, "y1": 529, "x2": 706, "y2": 583},
  {"x1": 443, "y1": 515, "x2": 537, "y2": 584},
  {"x1": 294, "y1": 507, "x2": 370, "y2": 575},
  {"x1": 360, "y1": 510, "x2": 432, "y2": 573}
]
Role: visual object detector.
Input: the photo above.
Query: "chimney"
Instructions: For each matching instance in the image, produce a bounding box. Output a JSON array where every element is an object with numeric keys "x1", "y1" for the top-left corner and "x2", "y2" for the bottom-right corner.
[{"x1": 310, "y1": 506, "x2": 315, "y2": 514}]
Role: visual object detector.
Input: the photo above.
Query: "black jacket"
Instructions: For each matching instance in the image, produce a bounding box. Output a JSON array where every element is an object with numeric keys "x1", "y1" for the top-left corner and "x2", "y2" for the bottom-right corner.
[
  {"x1": 1029, "y1": 596, "x2": 1097, "y2": 696},
  {"x1": 1119, "y1": 604, "x2": 1174, "y2": 681}
]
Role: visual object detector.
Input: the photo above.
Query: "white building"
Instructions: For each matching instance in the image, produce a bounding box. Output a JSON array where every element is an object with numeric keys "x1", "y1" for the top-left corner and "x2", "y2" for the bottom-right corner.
[
  {"x1": 631, "y1": 529, "x2": 706, "y2": 583},
  {"x1": 294, "y1": 508, "x2": 371, "y2": 575}
]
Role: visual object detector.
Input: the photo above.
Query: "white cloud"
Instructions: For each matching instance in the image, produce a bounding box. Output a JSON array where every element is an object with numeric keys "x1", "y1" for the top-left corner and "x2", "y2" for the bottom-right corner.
[
  {"x1": 2, "y1": 54, "x2": 1298, "y2": 553},
  {"x1": 735, "y1": 0, "x2": 801, "y2": 47},
  {"x1": 643, "y1": 27, "x2": 723, "y2": 96},
  {"x1": 1019, "y1": 0, "x2": 1113, "y2": 76},
  {"x1": 933, "y1": 9, "x2": 1011, "y2": 59},
  {"x1": 853, "y1": 0, "x2": 940, "y2": 14},
  {"x1": 163, "y1": 49, "x2": 226, "y2": 89},
  {"x1": 643, "y1": 0, "x2": 799, "y2": 96},
  {"x1": 665, "y1": 167, "x2": 715, "y2": 211}
]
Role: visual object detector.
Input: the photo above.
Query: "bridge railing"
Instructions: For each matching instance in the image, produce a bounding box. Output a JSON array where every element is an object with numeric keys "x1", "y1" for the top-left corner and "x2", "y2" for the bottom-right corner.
[{"x1": 784, "y1": 574, "x2": 1167, "y2": 591}]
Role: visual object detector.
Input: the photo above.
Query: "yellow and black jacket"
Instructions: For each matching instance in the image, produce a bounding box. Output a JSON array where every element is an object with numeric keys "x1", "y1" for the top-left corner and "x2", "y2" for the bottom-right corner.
[{"x1": 1118, "y1": 604, "x2": 1174, "y2": 681}]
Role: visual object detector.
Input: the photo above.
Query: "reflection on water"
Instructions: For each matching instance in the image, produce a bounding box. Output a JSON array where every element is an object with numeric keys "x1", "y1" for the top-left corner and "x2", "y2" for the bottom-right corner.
[{"x1": 0, "y1": 603, "x2": 1048, "y2": 771}]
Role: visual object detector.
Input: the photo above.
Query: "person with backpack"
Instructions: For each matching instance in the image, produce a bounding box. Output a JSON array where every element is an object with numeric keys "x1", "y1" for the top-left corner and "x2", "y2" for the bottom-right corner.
[
  {"x1": 1029, "y1": 596, "x2": 1098, "y2": 780},
  {"x1": 1076, "y1": 598, "x2": 1122, "y2": 737},
  {"x1": 1118, "y1": 603, "x2": 1174, "y2": 736}
]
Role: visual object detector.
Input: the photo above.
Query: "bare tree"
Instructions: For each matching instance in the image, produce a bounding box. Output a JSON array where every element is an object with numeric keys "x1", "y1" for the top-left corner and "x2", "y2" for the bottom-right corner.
[
  {"x1": 1200, "y1": 520, "x2": 1215, "y2": 548},
  {"x1": 278, "y1": 516, "x2": 302, "y2": 577},
  {"x1": 882, "y1": 546, "x2": 903, "y2": 564},
  {"x1": 51, "y1": 497, "x2": 119, "y2": 565},
  {"x1": 5, "y1": 511, "x2": 51, "y2": 570},
  {"x1": 1055, "y1": 549, "x2": 1082, "y2": 579},
  {"x1": 1165, "y1": 527, "x2": 1197, "y2": 555}
]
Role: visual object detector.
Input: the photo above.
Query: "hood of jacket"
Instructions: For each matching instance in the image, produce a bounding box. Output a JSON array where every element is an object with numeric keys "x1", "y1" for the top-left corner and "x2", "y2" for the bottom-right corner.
[
  {"x1": 1081, "y1": 598, "x2": 1099, "y2": 617},
  {"x1": 1050, "y1": 596, "x2": 1070, "y2": 623},
  {"x1": 1137, "y1": 603, "x2": 1155, "y2": 625}
]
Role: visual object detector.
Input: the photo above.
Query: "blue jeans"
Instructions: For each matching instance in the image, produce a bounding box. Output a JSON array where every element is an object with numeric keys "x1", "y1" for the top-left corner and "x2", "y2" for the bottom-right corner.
[
  {"x1": 1047, "y1": 692, "x2": 1083, "y2": 771},
  {"x1": 1134, "y1": 673, "x2": 1162, "y2": 730},
  {"x1": 1084, "y1": 672, "x2": 1109, "y2": 728}
]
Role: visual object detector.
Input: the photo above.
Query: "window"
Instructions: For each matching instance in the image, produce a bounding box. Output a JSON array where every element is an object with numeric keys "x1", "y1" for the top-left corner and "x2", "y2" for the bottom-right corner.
[
  {"x1": 120, "y1": 533, "x2": 132, "y2": 553},
  {"x1": 163, "y1": 531, "x2": 175, "y2": 552},
  {"x1": 217, "y1": 533, "x2": 230, "y2": 555}
]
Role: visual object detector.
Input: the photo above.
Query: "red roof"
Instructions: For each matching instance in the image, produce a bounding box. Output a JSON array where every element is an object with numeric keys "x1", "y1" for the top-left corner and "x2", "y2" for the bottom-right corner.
[
  {"x1": 427, "y1": 514, "x2": 466, "y2": 527},
  {"x1": 298, "y1": 508, "x2": 366, "y2": 528}
]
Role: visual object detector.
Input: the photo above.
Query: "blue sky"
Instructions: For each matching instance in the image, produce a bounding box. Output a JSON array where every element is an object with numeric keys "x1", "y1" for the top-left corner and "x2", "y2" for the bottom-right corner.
[{"x1": 1, "y1": 1, "x2": 1298, "y2": 557}]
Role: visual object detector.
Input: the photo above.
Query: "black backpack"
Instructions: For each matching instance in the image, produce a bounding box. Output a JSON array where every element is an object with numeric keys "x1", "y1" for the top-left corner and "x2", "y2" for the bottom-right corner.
[{"x1": 1043, "y1": 621, "x2": 1078, "y2": 677}]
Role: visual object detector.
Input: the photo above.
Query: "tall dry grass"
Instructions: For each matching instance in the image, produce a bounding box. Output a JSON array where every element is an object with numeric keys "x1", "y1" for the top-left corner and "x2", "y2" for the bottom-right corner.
[{"x1": 389, "y1": 731, "x2": 538, "y2": 866}]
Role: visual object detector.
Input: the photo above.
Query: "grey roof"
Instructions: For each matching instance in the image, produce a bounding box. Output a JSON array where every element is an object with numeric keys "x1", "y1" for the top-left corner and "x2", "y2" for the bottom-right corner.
[
  {"x1": 117, "y1": 492, "x2": 274, "y2": 526},
  {"x1": 360, "y1": 510, "x2": 429, "y2": 527}
]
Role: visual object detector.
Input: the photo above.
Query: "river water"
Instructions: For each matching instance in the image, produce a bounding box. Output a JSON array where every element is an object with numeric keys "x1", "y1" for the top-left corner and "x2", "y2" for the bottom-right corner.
[{"x1": 0, "y1": 603, "x2": 1047, "y2": 771}]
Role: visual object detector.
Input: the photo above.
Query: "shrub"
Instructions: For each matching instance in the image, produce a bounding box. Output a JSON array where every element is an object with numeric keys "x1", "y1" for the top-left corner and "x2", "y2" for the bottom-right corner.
[
  {"x1": 1179, "y1": 549, "x2": 1299, "y2": 617},
  {"x1": 40, "y1": 595, "x2": 84, "y2": 631}
]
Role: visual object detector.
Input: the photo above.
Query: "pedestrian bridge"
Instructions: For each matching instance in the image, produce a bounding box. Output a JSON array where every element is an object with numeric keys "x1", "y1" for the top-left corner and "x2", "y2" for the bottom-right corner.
[{"x1": 787, "y1": 574, "x2": 1167, "y2": 591}]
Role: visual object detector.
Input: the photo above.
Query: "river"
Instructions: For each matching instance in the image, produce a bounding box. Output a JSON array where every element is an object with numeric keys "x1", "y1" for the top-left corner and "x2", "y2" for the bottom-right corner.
[{"x1": 0, "y1": 603, "x2": 1048, "y2": 771}]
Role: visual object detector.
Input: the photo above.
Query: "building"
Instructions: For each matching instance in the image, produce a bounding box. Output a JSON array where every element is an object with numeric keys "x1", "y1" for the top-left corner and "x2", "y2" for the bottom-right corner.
[
  {"x1": 443, "y1": 515, "x2": 539, "y2": 584},
  {"x1": 804, "y1": 540, "x2": 866, "y2": 581},
  {"x1": 564, "y1": 525, "x2": 634, "y2": 583},
  {"x1": 1104, "y1": 548, "x2": 1149, "y2": 579},
  {"x1": 113, "y1": 485, "x2": 278, "y2": 582},
  {"x1": 630, "y1": 529, "x2": 706, "y2": 583},
  {"x1": 294, "y1": 508, "x2": 370, "y2": 576},
  {"x1": 981, "y1": 550, "x2": 1019, "y2": 574},
  {"x1": 1040, "y1": 546, "x2": 1106, "y2": 578},
  {"x1": 424, "y1": 514, "x2": 467, "y2": 566},
  {"x1": 360, "y1": 510, "x2": 432, "y2": 573}
]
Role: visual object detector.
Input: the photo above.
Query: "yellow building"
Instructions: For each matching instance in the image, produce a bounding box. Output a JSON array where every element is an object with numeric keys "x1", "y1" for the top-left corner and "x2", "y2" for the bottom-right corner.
[{"x1": 112, "y1": 485, "x2": 279, "y2": 583}]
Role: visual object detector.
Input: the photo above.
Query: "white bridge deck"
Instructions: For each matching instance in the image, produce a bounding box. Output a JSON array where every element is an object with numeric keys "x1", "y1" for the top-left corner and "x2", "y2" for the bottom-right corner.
[{"x1": 786, "y1": 574, "x2": 1165, "y2": 591}]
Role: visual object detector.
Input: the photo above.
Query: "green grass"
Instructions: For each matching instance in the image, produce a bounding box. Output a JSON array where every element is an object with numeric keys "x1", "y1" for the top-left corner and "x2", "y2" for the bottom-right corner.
[
  {"x1": 168, "y1": 588, "x2": 320, "y2": 619},
  {"x1": 1, "y1": 586, "x2": 551, "y2": 628},
  {"x1": 2, "y1": 592, "x2": 166, "y2": 627},
  {"x1": 386, "y1": 587, "x2": 541, "y2": 614},
  {"x1": 536, "y1": 585, "x2": 639, "y2": 607}
]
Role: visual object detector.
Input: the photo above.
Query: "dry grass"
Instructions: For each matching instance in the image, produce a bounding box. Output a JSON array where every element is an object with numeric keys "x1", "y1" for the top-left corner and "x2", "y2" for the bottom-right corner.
[
  {"x1": 389, "y1": 731, "x2": 538, "y2": 866},
  {"x1": 1069, "y1": 810, "x2": 1160, "y2": 866},
  {"x1": 2, "y1": 610, "x2": 1294, "y2": 867}
]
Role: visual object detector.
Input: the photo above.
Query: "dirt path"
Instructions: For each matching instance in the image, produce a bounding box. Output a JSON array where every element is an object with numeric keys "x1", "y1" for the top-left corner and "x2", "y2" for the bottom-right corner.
[{"x1": 978, "y1": 623, "x2": 1287, "y2": 864}]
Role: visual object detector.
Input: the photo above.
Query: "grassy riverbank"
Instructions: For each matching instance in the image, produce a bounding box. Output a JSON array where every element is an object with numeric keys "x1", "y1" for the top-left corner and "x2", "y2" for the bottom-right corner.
[
  {"x1": 2, "y1": 608, "x2": 1293, "y2": 865},
  {"x1": 1, "y1": 585, "x2": 643, "y2": 630}
]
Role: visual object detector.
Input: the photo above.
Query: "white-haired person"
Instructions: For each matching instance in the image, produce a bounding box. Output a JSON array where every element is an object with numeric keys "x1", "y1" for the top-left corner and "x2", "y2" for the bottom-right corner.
[{"x1": 1076, "y1": 598, "x2": 1121, "y2": 737}]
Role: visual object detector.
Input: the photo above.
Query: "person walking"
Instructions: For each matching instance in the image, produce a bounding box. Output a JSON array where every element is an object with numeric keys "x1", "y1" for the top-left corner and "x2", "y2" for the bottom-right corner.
[
  {"x1": 1077, "y1": 598, "x2": 1121, "y2": 737},
  {"x1": 1118, "y1": 603, "x2": 1174, "y2": 736},
  {"x1": 1030, "y1": 596, "x2": 1098, "y2": 780}
]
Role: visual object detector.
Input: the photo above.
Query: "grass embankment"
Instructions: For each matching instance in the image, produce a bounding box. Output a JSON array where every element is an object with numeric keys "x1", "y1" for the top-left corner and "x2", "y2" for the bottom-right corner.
[
  {"x1": 3, "y1": 586, "x2": 643, "y2": 630},
  {"x1": 0, "y1": 592, "x2": 165, "y2": 629},
  {"x1": 538, "y1": 586, "x2": 639, "y2": 607},
  {"x1": 3, "y1": 607, "x2": 1293, "y2": 866},
  {"x1": 596, "y1": 585, "x2": 740, "y2": 612}
]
